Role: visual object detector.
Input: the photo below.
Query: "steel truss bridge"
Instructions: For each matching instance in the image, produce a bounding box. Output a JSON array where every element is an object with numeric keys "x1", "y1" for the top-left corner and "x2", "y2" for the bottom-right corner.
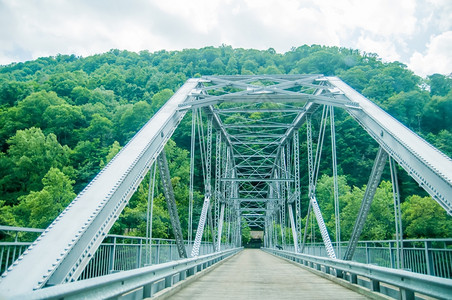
[{"x1": 0, "y1": 75, "x2": 451, "y2": 299}]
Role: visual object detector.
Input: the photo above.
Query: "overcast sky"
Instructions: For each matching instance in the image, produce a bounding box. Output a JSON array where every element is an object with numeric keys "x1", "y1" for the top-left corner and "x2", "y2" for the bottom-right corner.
[{"x1": 0, "y1": 0, "x2": 451, "y2": 77}]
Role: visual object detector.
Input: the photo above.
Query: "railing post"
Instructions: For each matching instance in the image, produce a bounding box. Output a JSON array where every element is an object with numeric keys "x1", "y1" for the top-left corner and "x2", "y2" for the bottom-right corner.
[
  {"x1": 400, "y1": 288, "x2": 415, "y2": 300},
  {"x1": 109, "y1": 237, "x2": 117, "y2": 273},
  {"x1": 370, "y1": 279, "x2": 380, "y2": 292},
  {"x1": 149, "y1": 238, "x2": 153, "y2": 265},
  {"x1": 366, "y1": 242, "x2": 370, "y2": 264},
  {"x1": 165, "y1": 275, "x2": 172, "y2": 288},
  {"x1": 157, "y1": 240, "x2": 160, "y2": 264},
  {"x1": 144, "y1": 283, "x2": 153, "y2": 298},
  {"x1": 137, "y1": 239, "x2": 142, "y2": 268},
  {"x1": 389, "y1": 241, "x2": 395, "y2": 269},
  {"x1": 424, "y1": 241, "x2": 434, "y2": 276}
]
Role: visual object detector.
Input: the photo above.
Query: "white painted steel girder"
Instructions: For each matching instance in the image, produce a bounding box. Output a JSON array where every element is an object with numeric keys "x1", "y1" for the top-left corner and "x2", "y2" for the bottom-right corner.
[{"x1": 327, "y1": 77, "x2": 452, "y2": 215}]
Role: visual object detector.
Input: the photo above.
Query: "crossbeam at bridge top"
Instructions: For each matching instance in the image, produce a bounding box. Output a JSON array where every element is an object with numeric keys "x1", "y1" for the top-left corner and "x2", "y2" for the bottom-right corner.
[{"x1": 0, "y1": 74, "x2": 451, "y2": 297}]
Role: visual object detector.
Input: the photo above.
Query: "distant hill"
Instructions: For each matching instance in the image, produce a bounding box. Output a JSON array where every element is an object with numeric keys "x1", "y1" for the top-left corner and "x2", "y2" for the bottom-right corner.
[{"x1": 0, "y1": 46, "x2": 450, "y2": 240}]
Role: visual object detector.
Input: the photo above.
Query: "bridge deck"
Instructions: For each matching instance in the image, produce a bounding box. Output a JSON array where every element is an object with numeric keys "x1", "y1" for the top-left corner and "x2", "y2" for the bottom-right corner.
[{"x1": 168, "y1": 249, "x2": 369, "y2": 299}]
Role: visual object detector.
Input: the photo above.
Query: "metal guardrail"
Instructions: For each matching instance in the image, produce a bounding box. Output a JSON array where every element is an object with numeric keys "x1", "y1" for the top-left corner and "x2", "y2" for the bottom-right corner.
[
  {"x1": 12, "y1": 248, "x2": 242, "y2": 300},
  {"x1": 79, "y1": 236, "x2": 235, "y2": 280},
  {"x1": 294, "y1": 239, "x2": 452, "y2": 278},
  {"x1": 263, "y1": 248, "x2": 452, "y2": 300},
  {"x1": 0, "y1": 226, "x2": 234, "y2": 280}
]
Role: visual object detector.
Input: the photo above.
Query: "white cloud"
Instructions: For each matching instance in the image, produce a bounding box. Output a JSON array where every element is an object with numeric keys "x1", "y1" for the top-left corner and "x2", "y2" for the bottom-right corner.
[
  {"x1": 426, "y1": 0, "x2": 452, "y2": 31},
  {"x1": 409, "y1": 31, "x2": 452, "y2": 76},
  {"x1": 318, "y1": 0, "x2": 417, "y2": 37},
  {"x1": 356, "y1": 36, "x2": 401, "y2": 62},
  {"x1": 0, "y1": 0, "x2": 450, "y2": 76},
  {"x1": 153, "y1": 0, "x2": 221, "y2": 34}
]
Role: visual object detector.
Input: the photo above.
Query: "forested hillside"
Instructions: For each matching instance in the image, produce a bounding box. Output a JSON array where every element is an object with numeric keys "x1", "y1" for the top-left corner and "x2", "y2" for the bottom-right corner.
[{"x1": 0, "y1": 45, "x2": 450, "y2": 241}]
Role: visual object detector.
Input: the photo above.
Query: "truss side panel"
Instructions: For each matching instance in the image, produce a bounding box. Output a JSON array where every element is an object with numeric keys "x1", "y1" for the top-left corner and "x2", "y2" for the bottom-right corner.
[
  {"x1": 327, "y1": 77, "x2": 452, "y2": 215},
  {"x1": 0, "y1": 79, "x2": 199, "y2": 295}
]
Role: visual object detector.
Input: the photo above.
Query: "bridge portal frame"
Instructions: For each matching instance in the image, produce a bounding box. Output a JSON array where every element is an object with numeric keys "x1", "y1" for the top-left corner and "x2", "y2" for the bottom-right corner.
[{"x1": 1, "y1": 75, "x2": 451, "y2": 297}]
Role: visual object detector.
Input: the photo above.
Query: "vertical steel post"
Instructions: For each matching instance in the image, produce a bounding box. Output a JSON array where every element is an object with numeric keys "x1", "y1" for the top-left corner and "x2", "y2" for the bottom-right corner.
[
  {"x1": 306, "y1": 109, "x2": 336, "y2": 258},
  {"x1": 217, "y1": 203, "x2": 225, "y2": 251},
  {"x1": 306, "y1": 114, "x2": 315, "y2": 197},
  {"x1": 145, "y1": 163, "x2": 157, "y2": 265},
  {"x1": 330, "y1": 106, "x2": 341, "y2": 257},
  {"x1": 425, "y1": 241, "x2": 434, "y2": 276},
  {"x1": 191, "y1": 116, "x2": 213, "y2": 257},
  {"x1": 188, "y1": 109, "x2": 196, "y2": 244},
  {"x1": 390, "y1": 157, "x2": 404, "y2": 269},
  {"x1": 293, "y1": 131, "x2": 302, "y2": 249},
  {"x1": 207, "y1": 203, "x2": 217, "y2": 252},
  {"x1": 288, "y1": 204, "x2": 299, "y2": 252},
  {"x1": 109, "y1": 237, "x2": 117, "y2": 273},
  {"x1": 214, "y1": 132, "x2": 222, "y2": 234},
  {"x1": 301, "y1": 201, "x2": 312, "y2": 253}
]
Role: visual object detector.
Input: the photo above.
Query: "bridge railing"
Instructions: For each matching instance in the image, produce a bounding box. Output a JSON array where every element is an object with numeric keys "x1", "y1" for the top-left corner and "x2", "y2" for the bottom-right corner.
[
  {"x1": 14, "y1": 248, "x2": 242, "y2": 299},
  {"x1": 280, "y1": 238, "x2": 452, "y2": 279},
  {"x1": 0, "y1": 226, "x2": 234, "y2": 280},
  {"x1": 263, "y1": 248, "x2": 452, "y2": 300}
]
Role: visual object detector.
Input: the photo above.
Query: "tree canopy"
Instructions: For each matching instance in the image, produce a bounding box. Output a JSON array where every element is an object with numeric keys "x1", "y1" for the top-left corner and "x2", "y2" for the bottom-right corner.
[{"x1": 0, "y1": 45, "x2": 450, "y2": 241}]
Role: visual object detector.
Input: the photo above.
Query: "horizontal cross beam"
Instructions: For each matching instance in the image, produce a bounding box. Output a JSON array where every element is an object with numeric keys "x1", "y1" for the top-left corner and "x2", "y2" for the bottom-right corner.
[{"x1": 221, "y1": 178, "x2": 294, "y2": 182}]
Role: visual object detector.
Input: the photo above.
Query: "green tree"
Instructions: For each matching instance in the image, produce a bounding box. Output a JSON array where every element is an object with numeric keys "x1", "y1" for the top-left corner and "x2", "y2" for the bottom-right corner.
[
  {"x1": 428, "y1": 73, "x2": 452, "y2": 96},
  {"x1": 422, "y1": 91, "x2": 452, "y2": 134},
  {"x1": 6, "y1": 127, "x2": 71, "y2": 195},
  {"x1": 116, "y1": 101, "x2": 153, "y2": 142},
  {"x1": 13, "y1": 168, "x2": 76, "y2": 228},
  {"x1": 43, "y1": 104, "x2": 86, "y2": 145},
  {"x1": 83, "y1": 113, "x2": 114, "y2": 146},
  {"x1": 241, "y1": 221, "x2": 252, "y2": 244},
  {"x1": 362, "y1": 73, "x2": 396, "y2": 103},
  {"x1": 425, "y1": 129, "x2": 452, "y2": 157},
  {"x1": 150, "y1": 89, "x2": 174, "y2": 112},
  {"x1": 402, "y1": 195, "x2": 452, "y2": 238},
  {"x1": 99, "y1": 141, "x2": 122, "y2": 168},
  {"x1": 71, "y1": 86, "x2": 91, "y2": 105},
  {"x1": 16, "y1": 91, "x2": 66, "y2": 128},
  {"x1": 339, "y1": 181, "x2": 394, "y2": 241},
  {"x1": 384, "y1": 91, "x2": 429, "y2": 132},
  {"x1": 111, "y1": 140, "x2": 192, "y2": 238},
  {"x1": 316, "y1": 174, "x2": 350, "y2": 242},
  {"x1": 71, "y1": 139, "x2": 106, "y2": 191},
  {"x1": 0, "y1": 81, "x2": 35, "y2": 106}
]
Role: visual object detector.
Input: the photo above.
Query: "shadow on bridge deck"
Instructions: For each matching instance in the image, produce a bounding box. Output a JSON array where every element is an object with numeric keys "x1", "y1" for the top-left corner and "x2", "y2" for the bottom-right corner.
[{"x1": 158, "y1": 249, "x2": 375, "y2": 299}]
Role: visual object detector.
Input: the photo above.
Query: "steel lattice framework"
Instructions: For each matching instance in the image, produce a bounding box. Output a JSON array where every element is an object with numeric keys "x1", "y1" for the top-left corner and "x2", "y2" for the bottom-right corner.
[{"x1": 0, "y1": 75, "x2": 451, "y2": 297}]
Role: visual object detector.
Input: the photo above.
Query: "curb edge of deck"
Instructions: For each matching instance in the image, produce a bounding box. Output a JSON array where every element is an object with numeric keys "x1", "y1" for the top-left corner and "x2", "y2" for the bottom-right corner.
[
  {"x1": 265, "y1": 250, "x2": 392, "y2": 300},
  {"x1": 147, "y1": 249, "x2": 244, "y2": 299}
]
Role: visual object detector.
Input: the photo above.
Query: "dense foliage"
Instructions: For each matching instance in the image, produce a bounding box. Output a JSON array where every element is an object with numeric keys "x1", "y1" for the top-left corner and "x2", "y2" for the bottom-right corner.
[{"x1": 0, "y1": 45, "x2": 450, "y2": 241}]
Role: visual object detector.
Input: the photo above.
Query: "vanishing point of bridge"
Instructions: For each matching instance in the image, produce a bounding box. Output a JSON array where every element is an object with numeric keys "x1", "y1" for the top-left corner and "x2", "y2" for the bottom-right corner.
[{"x1": 0, "y1": 75, "x2": 451, "y2": 299}]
